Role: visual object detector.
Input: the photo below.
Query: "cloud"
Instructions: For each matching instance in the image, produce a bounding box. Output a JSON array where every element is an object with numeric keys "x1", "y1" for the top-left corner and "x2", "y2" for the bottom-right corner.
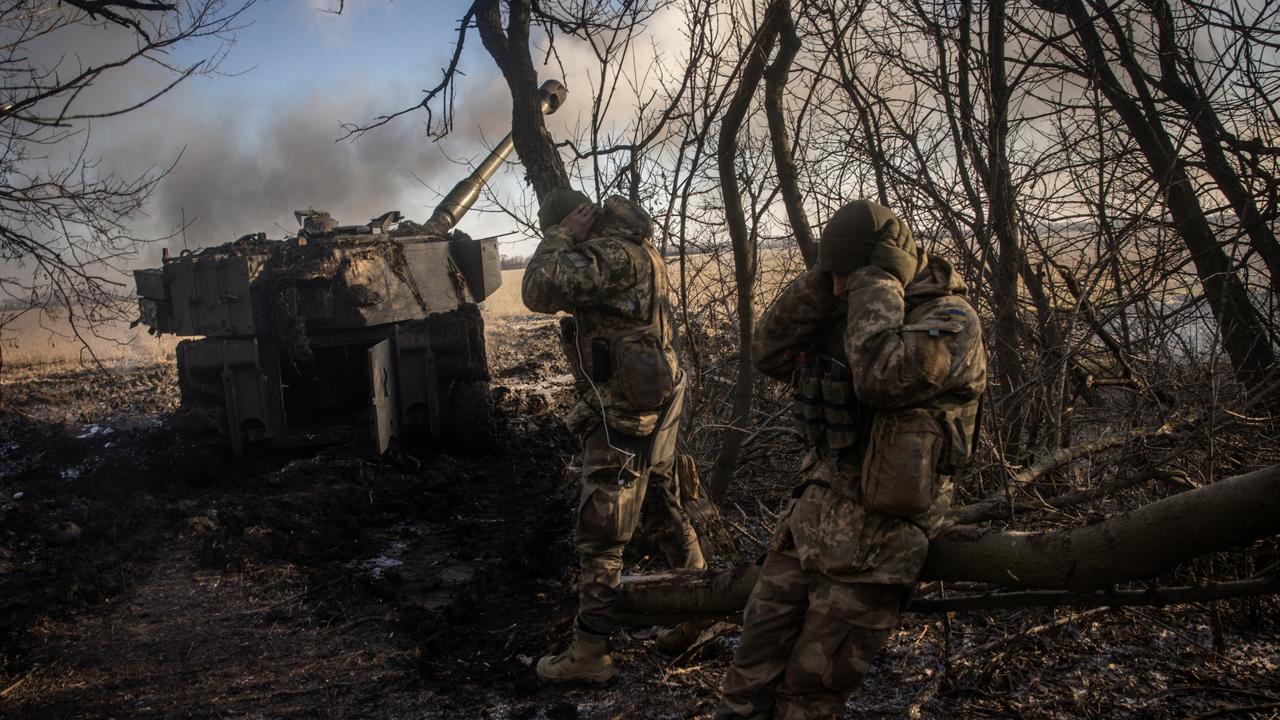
[
  {"x1": 537, "y1": 4, "x2": 693, "y2": 138},
  {"x1": 9, "y1": 3, "x2": 699, "y2": 273},
  {"x1": 96, "y1": 70, "x2": 524, "y2": 265}
]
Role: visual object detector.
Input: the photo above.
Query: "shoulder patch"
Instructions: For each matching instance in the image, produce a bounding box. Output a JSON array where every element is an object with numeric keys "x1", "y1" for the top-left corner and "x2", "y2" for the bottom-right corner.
[
  {"x1": 901, "y1": 301, "x2": 973, "y2": 336},
  {"x1": 902, "y1": 308, "x2": 969, "y2": 336},
  {"x1": 901, "y1": 321, "x2": 965, "y2": 337}
]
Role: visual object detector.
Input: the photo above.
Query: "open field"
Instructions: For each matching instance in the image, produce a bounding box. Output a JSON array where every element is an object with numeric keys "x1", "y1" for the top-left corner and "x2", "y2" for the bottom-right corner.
[
  {"x1": 0, "y1": 246, "x2": 893, "y2": 365},
  {"x1": 0, "y1": 310, "x2": 179, "y2": 368},
  {"x1": 482, "y1": 249, "x2": 809, "y2": 319},
  {"x1": 481, "y1": 268, "x2": 534, "y2": 319}
]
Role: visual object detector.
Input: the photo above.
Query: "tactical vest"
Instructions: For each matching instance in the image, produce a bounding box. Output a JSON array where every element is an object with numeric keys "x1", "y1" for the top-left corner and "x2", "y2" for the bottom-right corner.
[
  {"x1": 567, "y1": 241, "x2": 678, "y2": 411},
  {"x1": 790, "y1": 320, "x2": 980, "y2": 477},
  {"x1": 792, "y1": 352, "x2": 867, "y2": 453}
]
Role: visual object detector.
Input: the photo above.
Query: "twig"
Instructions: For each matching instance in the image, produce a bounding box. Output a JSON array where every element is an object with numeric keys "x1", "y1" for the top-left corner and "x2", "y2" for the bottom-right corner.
[
  {"x1": 0, "y1": 669, "x2": 35, "y2": 699},
  {"x1": 1166, "y1": 686, "x2": 1280, "y2": 703},
  {"x1": 909, "y1": 575, "x2": 1280, "y2": 612},
  {"x1": 1185, "y1": 701, "x2": 1280, "y2": 719},
  {"x1": 906, "y1": 609, "x2": 1110, "y2": 718},
  {"x1": 724, "y1": 517, "x2": 765, "y2": 548}
]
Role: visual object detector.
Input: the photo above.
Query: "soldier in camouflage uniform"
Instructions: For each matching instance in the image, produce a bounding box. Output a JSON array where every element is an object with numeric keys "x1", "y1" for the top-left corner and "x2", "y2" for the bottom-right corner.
[
  {"x1": 716, "y1": 200, "x2": 987, "y2": 719},
  {"x1": 524, "y1": 187, "x2": 707, "y2": 684}
]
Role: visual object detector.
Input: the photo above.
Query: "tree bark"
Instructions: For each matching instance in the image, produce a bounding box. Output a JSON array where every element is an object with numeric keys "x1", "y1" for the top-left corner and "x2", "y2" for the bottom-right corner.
[
  {"x1": 909, "y1": 575, "x2": 1280, "y2": 613},
  {"x1": 474, "y1": 0, "x2": 569, "y2": 198},
  {"x1": 763, "y1": 0, "x2": 816, "y2": 268},
  {"x1": 617, "y1": 463, "x2": 1280, "y2": 622},
  {"x1": 706, "y1": 0, "x2": 787, "y2": 501},
  {"x1": 984, "y1": 0, "x2": 1029, "y2": 408}
]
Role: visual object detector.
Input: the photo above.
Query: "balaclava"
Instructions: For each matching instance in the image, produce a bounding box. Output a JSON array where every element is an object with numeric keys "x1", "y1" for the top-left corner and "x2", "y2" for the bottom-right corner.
[
  {"x1": 816, "y1": 200, "x2": 917, "y2": 281},
  {"x1": 537, "y1": 187, "x2": 592, "y2": 231}
]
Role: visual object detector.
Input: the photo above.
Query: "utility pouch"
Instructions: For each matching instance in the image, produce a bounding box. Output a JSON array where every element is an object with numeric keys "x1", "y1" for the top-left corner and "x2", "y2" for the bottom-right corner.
[
  {"x1": 860, "y1": 408, "x2": 943, "y2": 517},
  {"x1": 592, "y1": 240, "x2": 677, "y2": 411},
  {"x1": 560, "y1": 315, "x2": 577, "y2": 344},
  {"x1": 590, "y1": 338, "x2": 613, "y2": 383},
  {"x1": 647, "y1": 378, "x2": 684, "y2": 466},
  {"x1": 559, "y1": 317, "x2": 585, "y2": 380},
  {"x1": 614, "y1": 332, "x2": 675, "y2": 409},
  {"x1": 938, "y1": 399, "x2": 981, "y2": 474},
  {"x1": 820, "y1": 370, "x2": 858, "y2": 450}
]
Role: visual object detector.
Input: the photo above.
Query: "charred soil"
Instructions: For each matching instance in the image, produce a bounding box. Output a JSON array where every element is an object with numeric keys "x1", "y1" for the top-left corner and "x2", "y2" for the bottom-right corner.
[{"x1": 1, "y1": 317, "x2": 1278, "y2": 719}]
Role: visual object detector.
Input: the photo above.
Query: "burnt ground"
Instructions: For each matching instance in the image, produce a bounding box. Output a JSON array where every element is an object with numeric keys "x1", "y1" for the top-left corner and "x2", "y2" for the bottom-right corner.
[{"x1": 1, "y1": 316, "x2": 1279, "y2": 719}]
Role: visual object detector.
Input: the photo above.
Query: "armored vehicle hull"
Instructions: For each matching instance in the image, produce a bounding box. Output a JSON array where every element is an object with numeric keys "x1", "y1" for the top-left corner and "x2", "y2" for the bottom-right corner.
[
  {"x1": 134, "y1": 79, "x2": 569, "y2": 455},
  {"x1": 139, "y1": 227, "x2": 500, "y2": 455}
]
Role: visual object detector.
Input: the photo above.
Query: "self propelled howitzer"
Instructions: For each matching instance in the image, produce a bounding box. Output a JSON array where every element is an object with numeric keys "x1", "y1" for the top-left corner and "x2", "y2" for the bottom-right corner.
[{"x1": 134, "y1": 80, "x2": 569, "y2": 455}]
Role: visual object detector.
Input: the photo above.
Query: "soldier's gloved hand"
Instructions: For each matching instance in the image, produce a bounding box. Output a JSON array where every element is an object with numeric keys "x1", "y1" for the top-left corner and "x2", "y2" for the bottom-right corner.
[
  {"x1": 558, "y1": 203, "x2": 599, "y2": 243},
  {"x1": 798, "y1": 267, "x2": 839, "y2": 315},
  {"x1": 868, "y1": 217, "x2": 919, "y2": 286}
]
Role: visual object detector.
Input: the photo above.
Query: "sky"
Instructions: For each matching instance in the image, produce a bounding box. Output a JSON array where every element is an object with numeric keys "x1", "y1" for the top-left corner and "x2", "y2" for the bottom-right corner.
[
  {"x1": 12, "y1": 0, "x2": 621, "y2": 275},
  {"x1": 130, "y1": 0, "x2": 543, "y2": 258}
]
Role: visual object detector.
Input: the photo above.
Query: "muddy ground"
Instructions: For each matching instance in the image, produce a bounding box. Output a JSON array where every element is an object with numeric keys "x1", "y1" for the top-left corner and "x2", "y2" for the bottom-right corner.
[{"x1": 2, "y1": 316, "x2": 1278, "y2": 719}]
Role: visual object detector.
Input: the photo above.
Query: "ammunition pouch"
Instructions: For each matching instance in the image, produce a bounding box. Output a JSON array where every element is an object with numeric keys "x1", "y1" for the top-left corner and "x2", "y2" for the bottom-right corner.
[
  {"x1": 821, "y1": 374, "x2": 859, "y2": 450},
  {"x1": 791, "y1": 355, "x2": 861, "y2": 451},
  {"x1": 794, "y1": 373, "x2": 824, "y2": 445}
]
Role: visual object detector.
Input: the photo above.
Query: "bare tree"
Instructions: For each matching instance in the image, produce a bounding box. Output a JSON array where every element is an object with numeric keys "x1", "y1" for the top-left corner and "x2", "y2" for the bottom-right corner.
[
  {"x1": 349, "y1": 0, "x2": 1279, "y2": 566},
  {"x1": 1028, "y1": 0, "x2": 1277, "y2": 391},
  {"x1": 0, "y1": 0, "x2": 254, "y2": 366}
]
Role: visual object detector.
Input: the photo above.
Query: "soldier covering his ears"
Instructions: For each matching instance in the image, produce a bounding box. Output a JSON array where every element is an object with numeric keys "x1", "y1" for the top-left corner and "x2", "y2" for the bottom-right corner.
[
  {"x1": 523, "y1": 188, "x2": 708, "y2": 684},
  {"x1": 716, "y1": 201, "x2": 987, "y2": 719}
]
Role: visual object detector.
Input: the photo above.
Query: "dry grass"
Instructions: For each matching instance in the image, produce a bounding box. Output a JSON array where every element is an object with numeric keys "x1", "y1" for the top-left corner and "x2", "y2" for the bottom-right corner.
[
  {"x1": 479, "y1": 268, "x2": 532, "y2": 320},
  {"x1": 1, "y1": 249, "x2": 802, "y2": 367},
  {"x1": 0, "y1": 310, "x2": 177, "y2": 369}
]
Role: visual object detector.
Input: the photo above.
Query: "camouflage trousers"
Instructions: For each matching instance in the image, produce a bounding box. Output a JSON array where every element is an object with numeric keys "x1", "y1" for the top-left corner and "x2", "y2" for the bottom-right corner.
[
  {"x1": 575, "y1": 412, "x2": 705, "y2": 638},
  {"x1": 716, "y1": 551, "x2": 908, "y2": 720}
]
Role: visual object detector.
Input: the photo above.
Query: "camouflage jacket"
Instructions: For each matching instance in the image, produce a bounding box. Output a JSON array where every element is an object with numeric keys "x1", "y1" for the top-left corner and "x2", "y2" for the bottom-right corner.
[
  {"x1": 753, "y1": 256, "x2": 987, "y2": 585},
  {"x1": 522, "y1": 196, "x2": 680, "y2": 436}
]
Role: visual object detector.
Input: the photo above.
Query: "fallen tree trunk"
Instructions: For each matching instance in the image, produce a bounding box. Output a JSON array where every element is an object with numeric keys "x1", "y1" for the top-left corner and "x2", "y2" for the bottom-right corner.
[
  {"x1": 909, "y1": 575, "x2": 1280, "y2": 612},
  {"x1": 617, "y1": 464, "x2": 1280, "y2": 623}
]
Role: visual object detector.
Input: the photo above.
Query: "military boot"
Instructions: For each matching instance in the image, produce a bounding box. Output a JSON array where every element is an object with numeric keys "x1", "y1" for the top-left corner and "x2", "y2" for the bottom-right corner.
[
  {"x1": 536, "y1": 627, "x2": 617, "y2": 684},
  {"x1": 655, "y1": 619, "x2": 714, "y2": 655}
]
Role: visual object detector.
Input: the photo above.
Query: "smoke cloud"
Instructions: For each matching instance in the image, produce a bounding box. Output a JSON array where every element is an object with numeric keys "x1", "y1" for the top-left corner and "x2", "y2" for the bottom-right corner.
[{"x1": 101, "y1": 73, "x2": 518, "y2": 265}]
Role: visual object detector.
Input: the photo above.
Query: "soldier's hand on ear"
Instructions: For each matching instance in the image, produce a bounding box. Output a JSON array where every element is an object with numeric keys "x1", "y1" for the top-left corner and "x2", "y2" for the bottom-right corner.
[
  {"x1": 560, "y1": 202, "x2": 599, "y2": 243},
  {"x1": 797, "y1": 267, "x2": 839, "y2": 311},
  {"x1": 868, "y1": 217, "x2": 918, "y2": 286}
]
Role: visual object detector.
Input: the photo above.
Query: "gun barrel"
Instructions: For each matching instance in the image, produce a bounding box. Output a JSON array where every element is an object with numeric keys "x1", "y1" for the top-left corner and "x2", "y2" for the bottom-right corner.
[{"x1": 424, "y1": 79, "x2": 568, "y2": 235}]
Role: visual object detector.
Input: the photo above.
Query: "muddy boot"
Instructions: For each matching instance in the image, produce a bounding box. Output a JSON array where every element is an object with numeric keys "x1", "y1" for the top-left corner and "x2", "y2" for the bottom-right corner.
[
  {"x1": 536, "y1": 627, "x2": 617, "y2": 684},
  {"x1": 655, "y1": 619, "x2": 714, "y2": 655}
]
